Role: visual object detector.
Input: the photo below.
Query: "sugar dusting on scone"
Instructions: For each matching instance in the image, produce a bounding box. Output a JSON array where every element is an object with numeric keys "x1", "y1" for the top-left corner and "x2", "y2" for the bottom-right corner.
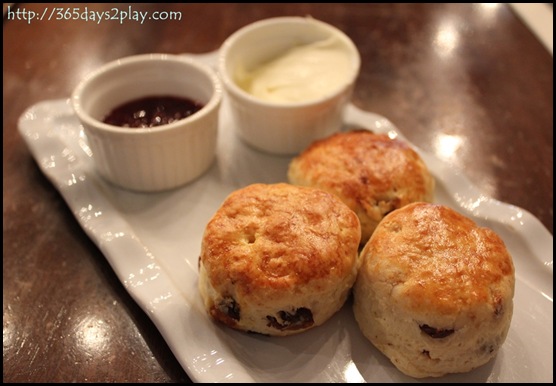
[
  {"x1": 288, "y1": 130, "x2": 435, "y2": 245},
  {"x1": 198, "y1": 183, "x2": 362, "y2": 336},
  {"x1": 353, "y1": 202, "x2": 515, "y2": 378}
]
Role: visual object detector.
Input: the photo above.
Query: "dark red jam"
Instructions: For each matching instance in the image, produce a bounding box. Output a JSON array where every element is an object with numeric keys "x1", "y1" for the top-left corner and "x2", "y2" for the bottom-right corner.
[{"x1": 103, "y1": 95, "x2": 204, "y2": 128}]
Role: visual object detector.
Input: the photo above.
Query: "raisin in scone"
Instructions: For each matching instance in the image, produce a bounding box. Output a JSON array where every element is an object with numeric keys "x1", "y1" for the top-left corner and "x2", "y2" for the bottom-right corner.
[
  {"x1": 353, "y1": 202, "x2": 515, "y2": 378},
  {"x1": 198, "y1": 183, "x2": 361, "y2": 336},
  {"x1": 288, "y1": 130, "x2": 435, "y2": 245}
]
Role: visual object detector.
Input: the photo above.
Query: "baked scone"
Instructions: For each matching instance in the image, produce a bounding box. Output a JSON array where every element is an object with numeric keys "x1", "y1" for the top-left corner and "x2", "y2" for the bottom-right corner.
[
  {"x1": 198, "y1": 183, "x2": 361, "y2": 336},
  {"x1": 353, "y1": 202, "x2": 515, "y2": 378},
  {"x1": 288, "y1": 130, "x2": 435, "y2": 245}
]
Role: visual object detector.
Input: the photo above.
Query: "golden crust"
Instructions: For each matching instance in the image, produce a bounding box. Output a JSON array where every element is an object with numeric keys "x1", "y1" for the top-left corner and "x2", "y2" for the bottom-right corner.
[
  {"x1": 199, "y1": 183, "x2": 361, "y2": 335},
  {"x1": 353, "y1": 202, "x2": 515, "y2": 377},
  {"x1": 361, "y1": 202, "x2": 515, "y2": 315},
  {"x1": 287, "y1": 130, "x2": 435, "y2": 244}
]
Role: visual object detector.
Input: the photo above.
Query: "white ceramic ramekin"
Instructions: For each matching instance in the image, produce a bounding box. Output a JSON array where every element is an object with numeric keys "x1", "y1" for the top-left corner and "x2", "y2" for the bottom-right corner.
[
  {"x1": 71, "y1": 53, "x2": 222, "y2": 192},
  {"x1": 218, "y1": 16, "x2": 360, "y2": 155}
]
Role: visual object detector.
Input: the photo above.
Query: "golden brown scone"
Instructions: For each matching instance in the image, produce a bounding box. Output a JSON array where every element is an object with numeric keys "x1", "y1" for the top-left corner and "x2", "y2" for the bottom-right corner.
[
  {"x1": 287, "y1": 130, "x2": 435, "y2": 245},
  {"x1": 198, "y1": 183, "x2": 361, "y2": 336},
  {"x1": 353, "y1": 202, "x2": 515, "y2": 378}
]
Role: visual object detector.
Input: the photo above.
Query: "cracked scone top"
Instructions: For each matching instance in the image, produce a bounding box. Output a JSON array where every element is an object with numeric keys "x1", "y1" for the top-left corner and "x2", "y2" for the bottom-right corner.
[
  {"x1": 288, "y1": 130, "x2": 435, "y2": 245},
  {"x1": 353, "y1": 202, "x2": 515, "y2": 378},
  {"x1": 198, "y1": 183, "x2": 361, "y2": 336}
]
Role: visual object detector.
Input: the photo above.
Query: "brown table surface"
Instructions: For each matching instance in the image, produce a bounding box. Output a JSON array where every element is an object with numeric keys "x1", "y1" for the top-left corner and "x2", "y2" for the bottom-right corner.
[{"x1": 3, "y1": 3, "x2": 553, "y2": 383}]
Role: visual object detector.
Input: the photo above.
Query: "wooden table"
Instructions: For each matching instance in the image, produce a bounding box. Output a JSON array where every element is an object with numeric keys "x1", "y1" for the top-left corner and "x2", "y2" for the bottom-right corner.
[{"x1": 3, "y1": 3, "x2": 552, "y2": 383}]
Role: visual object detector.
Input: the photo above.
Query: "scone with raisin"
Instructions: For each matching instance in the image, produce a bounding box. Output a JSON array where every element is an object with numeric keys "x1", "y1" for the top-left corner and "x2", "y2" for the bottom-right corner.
[
  {"x1": 288, "y1": 130, "x2": 435, "y2": 245},
  {"x1": 353, "y1": 202, "x2": 515, "y2": 378},
  {"x1": 198, "y1": 183, "x2": 361, "y2": 336}
]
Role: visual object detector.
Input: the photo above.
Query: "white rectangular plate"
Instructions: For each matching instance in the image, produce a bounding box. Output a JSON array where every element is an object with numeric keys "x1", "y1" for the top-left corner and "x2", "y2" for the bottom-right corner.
[{"x1": 18, "y1": 53, "x2": 553, "y2": 383}]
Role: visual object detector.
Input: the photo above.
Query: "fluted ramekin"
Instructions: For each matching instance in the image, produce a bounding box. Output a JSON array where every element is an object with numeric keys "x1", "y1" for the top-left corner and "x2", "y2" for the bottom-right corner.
[{"x1": 71, "y1": 53, "x2": 222, "y2": 192}]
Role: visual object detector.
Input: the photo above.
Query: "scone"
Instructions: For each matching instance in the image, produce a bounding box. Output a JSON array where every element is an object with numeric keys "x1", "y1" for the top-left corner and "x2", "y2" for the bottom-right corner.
[
  {"x1": 288, "y1": 130, "x2": 435, "y2": 245},
  {"x1": 353, "y1": 202, "x2": 515, "y2": 378},
  {"x1": 198, "y1": 183, "x2": 361, "y2": 336}
]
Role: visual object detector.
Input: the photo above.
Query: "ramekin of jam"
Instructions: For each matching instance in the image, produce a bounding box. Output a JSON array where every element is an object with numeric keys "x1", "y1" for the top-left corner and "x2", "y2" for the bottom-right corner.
[{"x1": 71, "y1": 53, "x2": 222, "y2": 192}]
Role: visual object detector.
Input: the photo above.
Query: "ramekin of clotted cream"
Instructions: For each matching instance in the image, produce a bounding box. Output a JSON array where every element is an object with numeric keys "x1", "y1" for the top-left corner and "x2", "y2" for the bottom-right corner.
[
  {"x1": 219, "y1": 17, "x2": 361, "y2": 155},
  {"x1": 234, "y1": 35, "x2": 355, "y2": 104}
]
